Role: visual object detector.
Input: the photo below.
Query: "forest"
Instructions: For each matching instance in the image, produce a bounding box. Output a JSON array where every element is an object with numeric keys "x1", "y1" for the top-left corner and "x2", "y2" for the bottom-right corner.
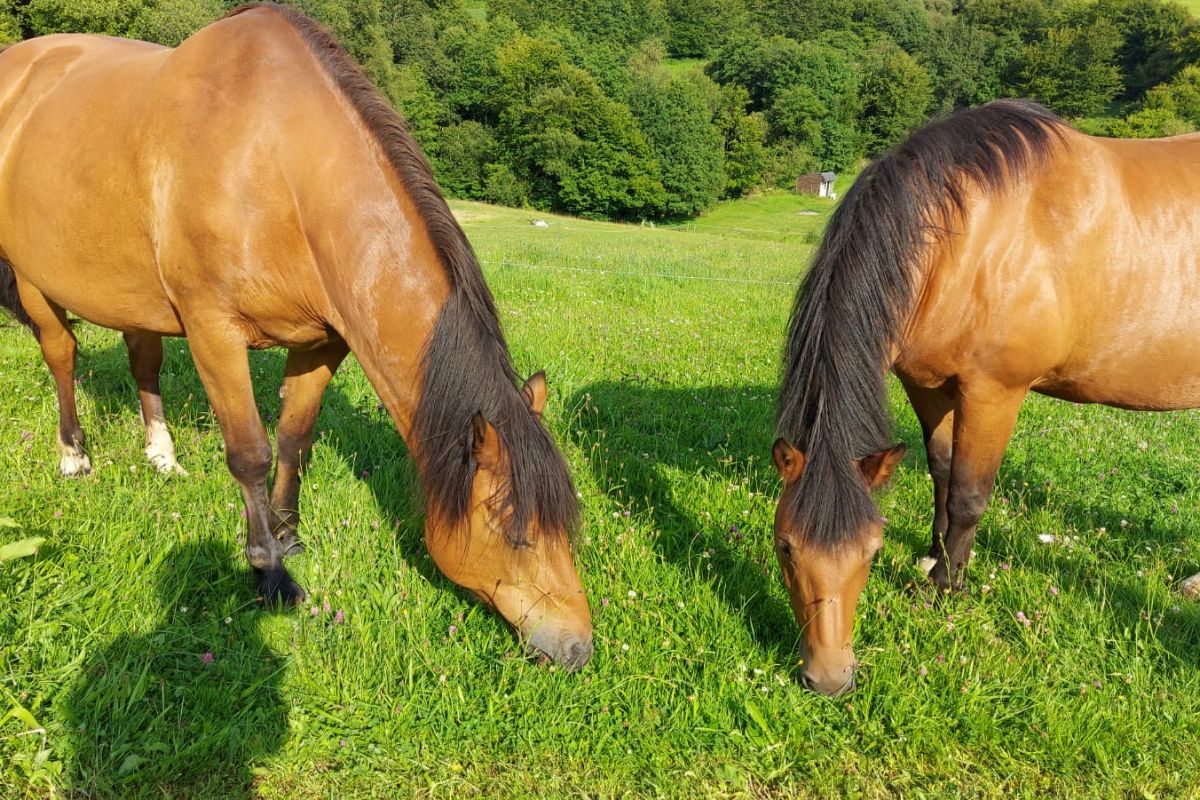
[{"x1": 2, "y1": 0, "x2": 1199, "y2": 219}]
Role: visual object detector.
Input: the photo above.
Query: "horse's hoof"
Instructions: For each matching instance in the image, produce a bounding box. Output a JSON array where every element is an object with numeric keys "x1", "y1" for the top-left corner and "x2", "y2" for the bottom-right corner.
[
  {"x1": 257, "y1": 568, "x2": 306, "y2": 607},
  {"x1": 917, "y1": 556, "x2": 937, "y2": 575},
  {"x1": 59, "y1": 452, "x2": 92, "y2": 477},
  {"x1": 1180, "y1": 572, "x2": 1200, "y2": 599},
  {"x1": 147, "y1": 451, "x2": 188, "y2": 475}
]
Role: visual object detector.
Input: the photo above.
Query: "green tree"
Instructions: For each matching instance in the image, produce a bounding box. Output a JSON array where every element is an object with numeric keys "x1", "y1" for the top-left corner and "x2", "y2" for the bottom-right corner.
[
  {"x1": 920, "y1": 16, "x2": 1021, "y2": 112},
  {"x1": 665, "y1": 0, "x2": 747, "y2": 57},
  {"x1": 22, "y1": 0, "x2": 145, "y2": 37},
  {"x1": 1091, "y1": 0, "x2": 1196, "y2": 99},
  {"x1": 0, "y1": 0, "x2": 22, "y2": 43},
  {"x1": 749, "y1": 0, "x2": 854, "y2": 42},
  {"x1": 858, "y1": 39, "x2": 932, "y2": 154},
  {"x1": 495, "y1": 34, "x2": 665, "y2": 218},
  {"x1": 1018, "y1": 20, "x2": 1123, "y2": 117},
  {"x1": 852, "y1": 0, "x2": 930, "y2": 53},
  {"x1": 628, "y1": 68, "x2": 725, "y2": 217},
  {"x1": 768, "y1": 85, "x2": 825, "y2": 150},
  {"x1": 764, "y1": 140, "x2": 819, "y2": 188},
  {"x1": 489, "y1": 0, "x2": 667, "y2": 46},
  {"x1": 432, "y1": 120, "x2": 498, "y2": 199},
  {"x1": 713, "y1": 84, "x2": 767, "y2": 197}
]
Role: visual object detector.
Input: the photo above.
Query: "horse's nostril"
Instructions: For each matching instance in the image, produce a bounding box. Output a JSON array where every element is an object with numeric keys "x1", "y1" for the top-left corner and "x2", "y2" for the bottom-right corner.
[
  {"x1": 800, "y1": 672, "x2": 816, "y2": 691},
  {"x1": 564, "y1": 637, "x2": 594, "y2": 671}
]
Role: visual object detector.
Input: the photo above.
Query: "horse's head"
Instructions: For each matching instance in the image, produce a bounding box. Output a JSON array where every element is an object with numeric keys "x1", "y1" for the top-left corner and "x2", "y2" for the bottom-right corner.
[
  {"x1": 771, "y1": 437, "x2": 905, "y2": 696},
  {"x1": 424, "y1": 372, "x2": 593, "y2": 670}
]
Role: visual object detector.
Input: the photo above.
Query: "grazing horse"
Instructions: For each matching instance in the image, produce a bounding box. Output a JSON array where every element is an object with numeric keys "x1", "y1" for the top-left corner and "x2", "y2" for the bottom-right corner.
[
  {"x1": 772, "y1": 99, "x2": 1200, "y2": 695},
  {"x1": 0, "y1": 4, "x2": 593, "y2": 668}
]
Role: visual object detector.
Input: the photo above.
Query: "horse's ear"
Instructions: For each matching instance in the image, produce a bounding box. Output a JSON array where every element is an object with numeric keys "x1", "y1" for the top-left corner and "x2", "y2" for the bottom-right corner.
[
  {"x1": 472, "y1": 412, "x2": 502, "y2": 470},
  {"x1": 858, "y1": 443, "x2": 907, "y2": 489},
  {"x1": 521, "y1": 371, "x2": 547, "y2": 420},
  {"x1": 772, "y1": 437, "x2": 806, "y2": 482}
]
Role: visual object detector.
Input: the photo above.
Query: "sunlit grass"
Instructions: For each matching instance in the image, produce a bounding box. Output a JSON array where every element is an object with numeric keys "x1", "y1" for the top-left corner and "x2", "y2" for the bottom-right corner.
[{"x1": 2, "y1": 197, "x2": 1199, "y2": 797}]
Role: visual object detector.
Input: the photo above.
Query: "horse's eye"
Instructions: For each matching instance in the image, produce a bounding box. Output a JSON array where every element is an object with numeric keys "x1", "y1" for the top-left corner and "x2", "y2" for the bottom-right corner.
[{"x1": 775, "y1": 539, "x2": 792, "y2": 557}]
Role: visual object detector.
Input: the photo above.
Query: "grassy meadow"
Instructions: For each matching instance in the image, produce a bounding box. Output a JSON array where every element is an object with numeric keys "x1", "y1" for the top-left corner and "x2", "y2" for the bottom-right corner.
[{"x1": 2, "y1": 188, "x2": 1200, "y2": 798}]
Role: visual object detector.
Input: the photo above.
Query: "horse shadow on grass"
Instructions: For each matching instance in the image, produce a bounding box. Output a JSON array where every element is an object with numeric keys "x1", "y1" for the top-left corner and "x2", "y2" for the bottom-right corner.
[
  {"x1": 570, "y1": 377, "x2": 1199, "y2": 672},
  {"x1": 566, "y1": 378, "x2": 798, "y2": 656},
  {"x1": 75, "y1": 336, "x2": 437, "y2": 582},
  {"x1": 888, "y1": 407, "x2": 1200, "y2": 671},
  {"x1": 64, "y1": 538, "x2": 287, "y2": 797}
]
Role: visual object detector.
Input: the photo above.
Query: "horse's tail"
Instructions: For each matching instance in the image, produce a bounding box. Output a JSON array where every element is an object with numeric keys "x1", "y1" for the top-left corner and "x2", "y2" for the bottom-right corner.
[{"x1": 0, "y1": 258, "x2": 34, "y2": 331}]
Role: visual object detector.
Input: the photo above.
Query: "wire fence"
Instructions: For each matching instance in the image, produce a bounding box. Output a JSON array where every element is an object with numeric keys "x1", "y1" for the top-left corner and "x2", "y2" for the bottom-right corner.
[{"x1": 481, "y1": 257, "x2": 799, "y2": 286}]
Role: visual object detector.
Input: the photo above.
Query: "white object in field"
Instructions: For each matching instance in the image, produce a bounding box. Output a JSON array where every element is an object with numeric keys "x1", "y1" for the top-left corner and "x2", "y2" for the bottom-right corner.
[
  {"x1": 1181, "y1": 572, "x2": 1200, "y2": 599},
  {"x1": 531, "y1": 219, "x2": 550, "y2": 228}
]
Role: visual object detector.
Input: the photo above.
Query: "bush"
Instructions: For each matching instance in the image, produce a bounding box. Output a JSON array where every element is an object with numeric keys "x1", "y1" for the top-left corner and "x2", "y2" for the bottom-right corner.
[
  {"x1": 1144, "y1": 65, "x2": 1200, "y2": 126},
  {"x1": 1109, "y1": 107, "x2": 1194, "y2": 138},
  {"x1": 763, "y1": 140, "x2": 820, "y2": 189}
]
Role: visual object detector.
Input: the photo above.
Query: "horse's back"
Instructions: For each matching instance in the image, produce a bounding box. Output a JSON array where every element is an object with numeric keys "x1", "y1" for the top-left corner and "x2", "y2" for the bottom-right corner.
[
  {"x1": 900, "y1": 124, "x2": 1200, "y2": 410},
  {"x1": 0, "y1": 10, "x2": 349, "y2": 341}
]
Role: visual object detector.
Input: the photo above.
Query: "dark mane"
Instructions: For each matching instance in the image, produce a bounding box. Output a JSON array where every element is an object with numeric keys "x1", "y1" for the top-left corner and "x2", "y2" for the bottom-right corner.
[
  {"x1": 229, "y1": 4, "x2": 578, "y2": 544},
  {"x1": 776, "y1": 100, "x2": 1065, "y2": 548}
]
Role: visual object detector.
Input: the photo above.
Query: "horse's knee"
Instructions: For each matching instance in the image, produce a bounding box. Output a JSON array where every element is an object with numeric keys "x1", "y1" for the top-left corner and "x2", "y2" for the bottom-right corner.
[
  {"x1": 947, "y1": 486, "x2": 990, "y2": 527},
  {"x1": 226, "y1": 439, "x2": 273, "y2": 484}
]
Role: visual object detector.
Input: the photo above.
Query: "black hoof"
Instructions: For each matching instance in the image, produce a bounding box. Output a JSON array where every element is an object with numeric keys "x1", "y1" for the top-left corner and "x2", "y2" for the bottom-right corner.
[
  {"x1": 927, "y1": 564, "x2": 965, "y2": 595},
  {"x1": 257, "y1": 567, "x2": 307, "y2": 607}
]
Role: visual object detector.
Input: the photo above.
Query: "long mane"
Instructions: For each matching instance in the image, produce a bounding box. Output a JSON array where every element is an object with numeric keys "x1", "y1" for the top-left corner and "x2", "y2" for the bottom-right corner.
[
  {"x1": 776, "y1": 99, "x2": 1065, "y2": 547},
  {"x1": 231, "y1": 4, "x2": 579, "y2": 544}
]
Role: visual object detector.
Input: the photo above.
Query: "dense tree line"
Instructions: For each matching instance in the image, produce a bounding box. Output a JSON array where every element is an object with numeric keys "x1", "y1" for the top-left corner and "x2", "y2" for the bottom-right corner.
[{"x1": 1, "y1": 0, "x2": 1198, "y2": 219}]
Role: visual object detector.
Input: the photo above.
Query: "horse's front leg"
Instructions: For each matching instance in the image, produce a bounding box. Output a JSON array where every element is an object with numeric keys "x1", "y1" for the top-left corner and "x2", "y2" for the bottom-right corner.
[
  {"x1": 186, "y1": 324, "x2": 305, "y2": 606},
  {"x1": 124, "y1": 331, "x2": 186, "y2": 474},
  {"x1": 901, "y1": 381, "x2": 954, "y2": 574},
  {"x1": 929, "y1": 385, "x2": 1025, "y2": 592},
  {"x1": 270, "y1": 339, "x2": 349, "y2": 555}
]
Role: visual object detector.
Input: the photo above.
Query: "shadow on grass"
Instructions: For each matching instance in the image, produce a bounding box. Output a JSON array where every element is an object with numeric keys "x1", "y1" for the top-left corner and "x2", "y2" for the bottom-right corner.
[
  {"x1": 72, "y1": 336, "x2": 463, "y2": 605},
  {"x1": 566, "y1": 378, "x2": 797, "y2": 655},
  {"x1": 65, "y1": 538, "x2": 287, "y2": 797},
  {"x1": 891, "y1": 409, "x2": 1200, "y2": 670},
  {"x1": 62, "y1": 335, "x2": 1198, "y2": 675}
]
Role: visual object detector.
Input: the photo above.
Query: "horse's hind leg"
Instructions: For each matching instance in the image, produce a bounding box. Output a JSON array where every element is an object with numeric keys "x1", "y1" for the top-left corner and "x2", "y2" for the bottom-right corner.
[
  {"x1": 901, "y1": 381, "x2": 955, "y2": 575},
  {"x1": 124, "y1": 331, "x2": 186, "y2": 475},
  {"x1": 930, "y1": 385, "x2": 1025, "y2": 592},
  {"x1": 185, "y1": 323, "x2": 304, "y2": 606},
  {"x1": 15, "y1": 279, "x2": 90, "y2": 476},
  {"x1": 270, "y1": 340, "x2": 349, "y2": 555}
]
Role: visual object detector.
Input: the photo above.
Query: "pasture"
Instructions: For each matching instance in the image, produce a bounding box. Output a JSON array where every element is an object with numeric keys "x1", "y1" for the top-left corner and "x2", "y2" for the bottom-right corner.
[{"x1": 2, "y1": 189, "x2": 1199, "y2": 798}]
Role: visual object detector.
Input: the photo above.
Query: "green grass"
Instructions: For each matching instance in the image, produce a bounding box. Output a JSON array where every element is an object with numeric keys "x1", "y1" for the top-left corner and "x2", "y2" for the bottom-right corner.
[{"x1": 2, "y1": 195, "x2": 1200, "y2": 798}]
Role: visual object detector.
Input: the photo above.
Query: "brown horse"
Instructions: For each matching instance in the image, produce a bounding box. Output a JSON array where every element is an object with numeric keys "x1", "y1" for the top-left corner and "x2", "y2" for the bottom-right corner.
[
  {"x1": 773, "y1": 99, "x2": 1200, "y2": 695},
  {"x1": 0, "y1": 4, "x2": 593, "y2": 668}
]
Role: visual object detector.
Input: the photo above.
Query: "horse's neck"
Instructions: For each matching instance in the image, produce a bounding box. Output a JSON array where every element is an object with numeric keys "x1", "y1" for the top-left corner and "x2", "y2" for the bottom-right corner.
[{"x1": 309, "y1": 192, "x2": 453, "y2": 442}]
